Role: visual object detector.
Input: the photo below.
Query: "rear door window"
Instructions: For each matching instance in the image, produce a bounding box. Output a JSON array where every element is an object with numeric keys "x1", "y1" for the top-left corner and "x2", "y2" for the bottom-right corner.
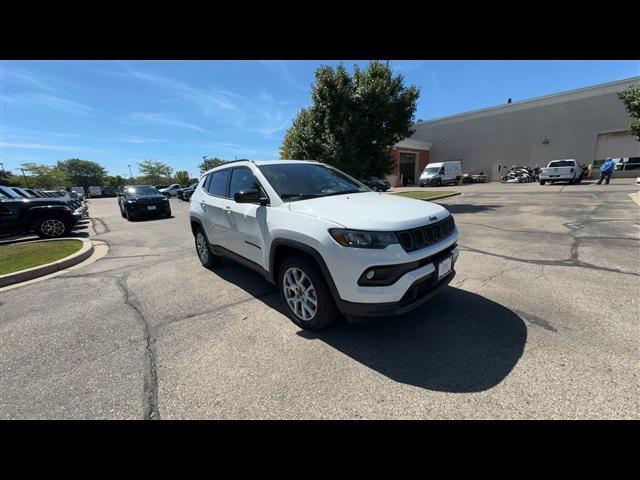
[{"x1": 206, "y1": 169, "x2": 231, "y2": 197}]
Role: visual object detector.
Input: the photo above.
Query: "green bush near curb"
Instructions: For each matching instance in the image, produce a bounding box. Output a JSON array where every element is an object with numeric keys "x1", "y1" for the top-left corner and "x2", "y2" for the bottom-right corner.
[{"x1": 0, "y1": 240, "x2": 83, "y2": 275}]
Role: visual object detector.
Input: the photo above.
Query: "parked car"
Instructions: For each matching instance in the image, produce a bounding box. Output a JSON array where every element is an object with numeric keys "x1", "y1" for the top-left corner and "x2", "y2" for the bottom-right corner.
[
  {"x1": 176, "y1": 183, "x2": 199, "y2": 200},
  {"x1": 102, "y1": 186, "x2": 117, "y2": 197},
  {"x1": 360, "y1": 177, "x2": 391, "y2": 192},
  {"x1": 0, "y1": 189, "x2": 84, "y2": 238},
  {"x1": 419, "y1": 161, "x2": 462, "y2": 187},
  {"x1": 539, "y1": 159, "x2": 583, "y2": 185},
  {"x1": 158, "y1": 184, "x2": 183, "y2": 197},
  {"x1": 71, "y1": 186, "x2": 86, "y2": 199},
  {"x1": 118, "y1": 185, "x2": 171, "y2": 221},
  {"x1": 88, "y1": 186, "x2": 103, "y2": 198},
  {"x1": 190, "y1": 159, "x2": 459, "y2": 330},
  {"x1": 154, "y1": 185, "x2": 169, "y2": 191}
]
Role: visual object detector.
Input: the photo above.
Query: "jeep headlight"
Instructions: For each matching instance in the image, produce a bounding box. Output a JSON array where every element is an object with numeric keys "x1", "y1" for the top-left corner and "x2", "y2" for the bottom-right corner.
[{"x1": 329, "y1": 229, "x2": 398, "y2": 249}]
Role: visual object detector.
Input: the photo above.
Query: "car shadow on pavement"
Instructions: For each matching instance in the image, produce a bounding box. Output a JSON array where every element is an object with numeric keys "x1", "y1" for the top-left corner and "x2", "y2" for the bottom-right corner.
[
  {"x1": 297, "y1": 287, "x2": 527, "y2": 393},
  {"x1": 208, "y1": 260, "x2": 527, "y2": 393},
  {"x1": 442, "y1": 204, "x2": 502, "y2": 214}
]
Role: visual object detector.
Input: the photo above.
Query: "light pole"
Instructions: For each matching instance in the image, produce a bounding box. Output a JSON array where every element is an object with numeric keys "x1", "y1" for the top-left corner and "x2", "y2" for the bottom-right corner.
[
  {"x1": 19, "y1": 168, "x2": 29, "y2": 187},
  {"x1": 128, "y1": 165, "x2": 134, "y2": 185}
]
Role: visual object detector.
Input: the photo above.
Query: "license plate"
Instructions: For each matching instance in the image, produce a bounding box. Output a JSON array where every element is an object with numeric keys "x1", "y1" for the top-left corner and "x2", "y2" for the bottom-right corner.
[
  {"x1": 147, "y1": 205, "x2": 157, "y2": 210},
  {"x1": 437, "y1": 255, "x2": 452, "y2": 280}
]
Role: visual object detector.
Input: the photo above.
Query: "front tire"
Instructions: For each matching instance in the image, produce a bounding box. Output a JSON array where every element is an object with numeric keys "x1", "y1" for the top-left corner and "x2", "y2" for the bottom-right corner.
[
  {"x1": 278, "y1": 255, "x2": 338, "y2": 330},
  {"x1": 194, "y1": 227, "x2": 222, "y2": 268},
  {"x1": 540, "y1": 180, "x2": 546, "y2": 185},
  {"x1": 33, "y1": 214, "x2": 72, "y2": 239}
]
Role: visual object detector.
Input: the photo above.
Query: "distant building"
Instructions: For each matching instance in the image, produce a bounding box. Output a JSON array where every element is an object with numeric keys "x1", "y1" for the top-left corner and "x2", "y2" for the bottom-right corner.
[{"x1": 388, "y1": 76, "x2": 640, "y2": 185}]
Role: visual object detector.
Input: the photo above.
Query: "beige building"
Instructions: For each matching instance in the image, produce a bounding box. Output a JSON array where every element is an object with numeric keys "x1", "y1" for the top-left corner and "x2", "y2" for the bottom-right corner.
[{"x1": 394, "y1": 76, "x2": 640, "y2": 183}]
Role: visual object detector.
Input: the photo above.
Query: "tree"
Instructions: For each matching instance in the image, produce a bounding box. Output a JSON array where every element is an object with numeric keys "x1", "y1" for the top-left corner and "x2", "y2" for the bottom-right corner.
[
  {"x1": 57, "y1": 159, "x2": 107, "y2": 190},
  {"x1": 19, "y1": 163, "x2": 70, "y2": 189},
  {"x1": 198, "y1": 157, "x2": 226, "y2": 173},
  {"x1": 105, "y1": 175, "x2": 127, "y2": 187},
  {"x1": 137, "y1": 160, "x2": 173, "y2": 184},
  {"x1": 175, "y1": 170, "x2": 190, "y2": 185},
  {"x1": 618, "y1": 85, "x2": 640, "y2": 141},
  {"x1": 280, "y1": 61, "x2": 420, "y2": 178}
]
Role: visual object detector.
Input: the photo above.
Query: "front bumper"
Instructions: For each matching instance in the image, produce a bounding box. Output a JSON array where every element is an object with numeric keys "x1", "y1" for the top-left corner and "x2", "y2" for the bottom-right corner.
[
  {"x1": 540, "y1": 174, "x2": 573, "y2": 181},
  {"x1": 324, "y1": 230, "x2": 459, "y2": 306},
  {"x1": 336, "y1": 269, "x2": 456, "y2": 317},
  {"x1": 126, "y1": 202, "x2": 171, "y2": 216},
  {"x1": 419, "y1": 177, "x2": 438, "y2": 186}
]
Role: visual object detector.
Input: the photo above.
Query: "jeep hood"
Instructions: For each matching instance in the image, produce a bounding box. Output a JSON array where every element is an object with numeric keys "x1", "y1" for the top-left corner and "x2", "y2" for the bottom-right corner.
[{"x1": 288, "y1": 192, "x2": 450, "y2": 230}]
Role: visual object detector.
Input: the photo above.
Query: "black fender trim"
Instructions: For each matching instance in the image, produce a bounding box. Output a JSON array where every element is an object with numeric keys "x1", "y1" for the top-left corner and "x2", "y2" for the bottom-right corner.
[
  {"x1": 189, "y1": 216, "x2": 204, "y2": 235},
  {"x1": 269, "y1": 239, "x2": 342, "y2": 304}
]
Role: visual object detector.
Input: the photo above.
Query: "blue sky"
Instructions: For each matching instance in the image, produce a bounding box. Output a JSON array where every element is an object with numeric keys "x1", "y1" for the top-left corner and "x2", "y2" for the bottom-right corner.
[{"x1": 1, "y1": 60, "x2": 638, "y2": 177}]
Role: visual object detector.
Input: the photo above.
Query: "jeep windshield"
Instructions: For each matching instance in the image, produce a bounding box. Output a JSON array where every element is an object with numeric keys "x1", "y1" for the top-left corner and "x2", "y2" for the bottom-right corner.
[
  {"x1": 125, "y1": 186, "x2": 160, "y2": 195},
  {"x1": 258, "y1": 163, "x2": 369, "y2": 201}
]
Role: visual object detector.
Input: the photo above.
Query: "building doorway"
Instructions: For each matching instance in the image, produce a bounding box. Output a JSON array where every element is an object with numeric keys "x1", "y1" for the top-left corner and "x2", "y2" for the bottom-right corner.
[{"x1": 399, "y1": 152, "x2": 417, "y2": 186}]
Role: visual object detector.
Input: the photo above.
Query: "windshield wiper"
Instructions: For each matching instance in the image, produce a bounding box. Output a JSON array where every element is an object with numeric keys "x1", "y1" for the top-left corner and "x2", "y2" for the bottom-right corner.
[{"x1": 280, "y1": 193, "x2": 324, "y2": 200}]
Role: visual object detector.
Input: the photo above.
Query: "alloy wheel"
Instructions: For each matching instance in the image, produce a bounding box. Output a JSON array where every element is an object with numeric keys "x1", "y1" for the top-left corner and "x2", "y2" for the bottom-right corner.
[
  {"x1": 283, "y1": 267, "x2": 318, "y2": 321},
  {"x1": 41, "y1": 219, "x2": 66, "y2": 237},
  {"x1": 196, "y1": 231, "x2": 209, "y2": 264}
]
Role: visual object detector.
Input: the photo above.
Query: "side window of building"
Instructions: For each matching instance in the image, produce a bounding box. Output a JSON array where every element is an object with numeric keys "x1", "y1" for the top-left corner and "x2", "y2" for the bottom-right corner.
[
  {"x1": 206, "y1": 169, "x2": 231, "y2": 197},
  {"x1": 229, "y1": 167, "x2": 261, "y2": 198}
]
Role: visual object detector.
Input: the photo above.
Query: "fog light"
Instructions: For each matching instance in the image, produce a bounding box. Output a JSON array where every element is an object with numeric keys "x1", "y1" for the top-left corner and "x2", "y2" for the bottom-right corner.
[{"x1": 366, "y1": 270, "x2": 375, "y2": 280}]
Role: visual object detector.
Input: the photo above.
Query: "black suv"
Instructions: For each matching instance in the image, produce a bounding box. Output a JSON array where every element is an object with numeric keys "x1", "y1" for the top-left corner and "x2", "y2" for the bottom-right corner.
[
  {"x1": 118, "y1": 185, "x2": 171, "y2": 221},
  {"x1": 361, "y1": 177, "x2": 391, "y2": 192},
  {"x1": 0, "y1": 189, "x2": 84, "y2": 238}
]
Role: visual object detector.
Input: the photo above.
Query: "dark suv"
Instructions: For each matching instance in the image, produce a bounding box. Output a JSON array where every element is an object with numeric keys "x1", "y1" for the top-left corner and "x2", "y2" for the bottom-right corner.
[
  {"x1": 0, "y1": 188, "x2": 84, "y2": 238},
  {"x1": 118, "y1": 185, "x2": 171, "y2": 220}
]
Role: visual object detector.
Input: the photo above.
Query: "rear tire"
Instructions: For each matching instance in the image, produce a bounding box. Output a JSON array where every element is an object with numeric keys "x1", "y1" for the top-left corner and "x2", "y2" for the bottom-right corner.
[
  {"x1": 278, "y1": 255, "x2": 338, "y2": 330},
  {"x1": 194, "y1": 227, "x2": 222, "y2": 268},
  {"x1": 33, "y1": 214, "x2": 72, "y2": 239}
]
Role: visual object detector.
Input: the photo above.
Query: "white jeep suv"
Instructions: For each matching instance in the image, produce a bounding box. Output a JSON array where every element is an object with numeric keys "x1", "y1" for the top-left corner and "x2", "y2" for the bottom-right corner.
[{"x1": 189, "y1": 160, "x2": 459, "y2": 330}]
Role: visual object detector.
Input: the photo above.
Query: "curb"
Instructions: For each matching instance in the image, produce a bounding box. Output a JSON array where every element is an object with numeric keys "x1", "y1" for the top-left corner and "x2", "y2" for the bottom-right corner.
[
  {"x1": 392, "y1": 191, "x2": 461, "y2": 202},
  {"x1": 0, "y1": 238, "x2": 94, "y2": 288},
  {"x1": 628, "y1": 192, "x2": 640, "y2": 207}
]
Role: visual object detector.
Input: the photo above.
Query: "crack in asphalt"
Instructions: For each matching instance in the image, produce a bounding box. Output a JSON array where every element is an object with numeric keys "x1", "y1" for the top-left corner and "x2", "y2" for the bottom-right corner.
[
  {"x1": 457, "y1": 215, "x2": 639, "y2": 278},
  {"x1": 459, "y1": 244, "x2": 640, "y2": 277},
  {"x1": 115, "y1": 273, "x2": 160, "y2": 420},
  {"x1": 91, "y1": 217, "x2": 111, "y2": 234},
  {"x1": 154, "y1": 289, "x2": 278, "y2": 330}
]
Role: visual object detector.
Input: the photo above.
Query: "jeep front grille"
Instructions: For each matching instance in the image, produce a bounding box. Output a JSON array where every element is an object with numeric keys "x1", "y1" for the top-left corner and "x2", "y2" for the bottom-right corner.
[{"x1": 396, "y1": 216, "x2": 456, "y2": 253}]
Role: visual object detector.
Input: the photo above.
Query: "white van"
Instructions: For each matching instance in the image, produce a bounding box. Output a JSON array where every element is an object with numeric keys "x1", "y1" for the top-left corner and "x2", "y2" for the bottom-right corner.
[{"x1": 419, "y1": 161, "x2": 462, "y2": 187}]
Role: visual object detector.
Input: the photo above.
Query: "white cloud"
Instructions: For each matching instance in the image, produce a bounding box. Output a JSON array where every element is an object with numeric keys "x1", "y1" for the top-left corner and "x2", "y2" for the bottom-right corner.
[
  {"x1": 0, "y1": 141, "x2": 101, "y2": 152},
  {"x1": 121, "y1": 112, "x2": 208, "y2": 133},
  {"x1": 1, "y1": 93, "x2": 95, "y2": 115}
]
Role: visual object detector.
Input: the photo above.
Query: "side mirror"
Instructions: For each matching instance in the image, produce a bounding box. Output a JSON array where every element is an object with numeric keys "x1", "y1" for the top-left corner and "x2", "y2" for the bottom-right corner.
[{"x1": 234, "y1": 189, "x2": 267, "y2": 205}]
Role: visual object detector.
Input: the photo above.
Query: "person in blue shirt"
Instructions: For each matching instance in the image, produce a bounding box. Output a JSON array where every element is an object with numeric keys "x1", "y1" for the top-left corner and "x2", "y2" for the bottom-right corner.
[{"x1": 597, "y1": 158, "x2": 615, "y2": 185}]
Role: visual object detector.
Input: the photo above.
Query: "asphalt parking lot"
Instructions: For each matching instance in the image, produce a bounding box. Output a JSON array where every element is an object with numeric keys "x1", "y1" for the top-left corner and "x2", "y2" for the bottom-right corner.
[{"x1": 1, "y1": 180, "x2": 638, "y2": 419}]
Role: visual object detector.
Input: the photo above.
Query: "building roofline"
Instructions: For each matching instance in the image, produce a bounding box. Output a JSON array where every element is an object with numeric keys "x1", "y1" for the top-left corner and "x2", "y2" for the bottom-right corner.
[{"x1": 414, "y1": 76, "x2": 640, "y2": 127}]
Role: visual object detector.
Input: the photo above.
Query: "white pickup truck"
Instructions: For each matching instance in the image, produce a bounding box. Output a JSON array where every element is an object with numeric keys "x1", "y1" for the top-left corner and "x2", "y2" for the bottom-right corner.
[{"x1": 539, "y1": 159, "x2": 583, "y2": 185}]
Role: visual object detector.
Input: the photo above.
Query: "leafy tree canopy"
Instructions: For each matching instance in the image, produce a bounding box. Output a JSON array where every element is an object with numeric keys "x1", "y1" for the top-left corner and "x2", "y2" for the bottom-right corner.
[
  {"x1": 280, "y1": 61, "x2": 420, "y2": 178},
  {"x1": 618, "y1": 85, "x2": 640, "y2": 141},
  {"x1": 198, "y1": 157, "x2": 226, "y2": 173},
  {"x1": 137, "y1": 160, "x2": 173, "y2": 185},
  {"x1": 175, "y1": 170, "x2": 190, "y2": 185},
  {"x1": 57, "y1": 159, "x2": 107, "y2": 190}
]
